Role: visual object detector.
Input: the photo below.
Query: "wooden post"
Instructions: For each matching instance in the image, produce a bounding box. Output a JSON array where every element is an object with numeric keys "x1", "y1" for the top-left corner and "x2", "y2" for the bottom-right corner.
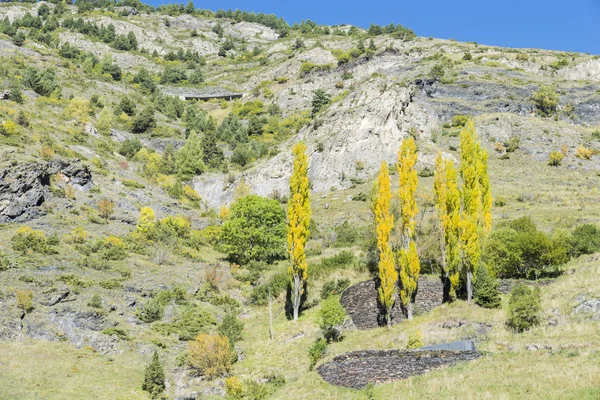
[{"x1": 268, "y1": 287, "x2": 274, "y2": 341}]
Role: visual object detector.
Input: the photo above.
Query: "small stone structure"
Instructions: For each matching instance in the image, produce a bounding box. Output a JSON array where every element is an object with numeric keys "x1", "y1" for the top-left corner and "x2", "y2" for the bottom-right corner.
[
  {"x1": 340, "y1": 276, "x2": 443, "y2": 329},
  {"x1": 317, "y1": 349, "x2": 481, "y2": 389},
  {"x1": 161, "y1": 86, "x2": 243, "y2": 101}
]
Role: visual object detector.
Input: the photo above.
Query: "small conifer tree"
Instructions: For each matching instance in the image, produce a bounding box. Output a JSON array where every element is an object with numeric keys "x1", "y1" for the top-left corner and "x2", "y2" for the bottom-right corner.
[{"x1": 142, "y1": 351, "x2": 165, "y2": 399}]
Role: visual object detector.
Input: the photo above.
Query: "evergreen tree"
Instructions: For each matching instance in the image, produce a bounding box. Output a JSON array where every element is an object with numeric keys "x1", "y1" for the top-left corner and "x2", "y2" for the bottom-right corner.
[
  {"x1": 474, "y1": 265, "x2": 501, "y2": 309},
  {"x1": 373, "y1": 161, "x2": 397, "y2": 328},
  {"x1": 369, "y1": 38, "x2": 377, "y2": 51},
  {"x1": 176, "y1": 131, "x2": 205, "y2": 178},
  {"x1": 311, "y1": 89, "x2": 331, "y2": 117},
  {"x1": 201, "y1": 130, "x2": 224, "y2": 169},
  {"x1": 397, "y1": 137, "x2": 419, "y2": 319},
  {"x1": 288, "y1": 142, "x2": 311, "y2": 321},
  {"x1": 142, "y1": 351, "x2": 165, "y2": 399}
]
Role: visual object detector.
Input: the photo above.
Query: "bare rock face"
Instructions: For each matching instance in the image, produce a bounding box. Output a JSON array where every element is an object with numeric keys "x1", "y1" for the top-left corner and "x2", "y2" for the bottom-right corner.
[
  {"x1": 558, "y1": 59, "x2": 600, "y2": 82},
  {"x1": 194, "y1": 80, "x2": 437, "y2": 208},
  {"x1": 0, "y1": 159, "x2": 92, "y2": 222}
]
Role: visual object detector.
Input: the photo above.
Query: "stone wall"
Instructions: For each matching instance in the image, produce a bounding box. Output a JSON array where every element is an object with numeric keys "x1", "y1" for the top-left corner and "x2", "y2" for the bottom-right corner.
[
  {"x1": 317, "y1": 349, "x2": 481, "y2": 389},
  {"x1": 498, "y1": 278, "x2": 557, "y2": 294},
  {"x1": 340, "y1": 276, "x2": 443, "y2": 330}
]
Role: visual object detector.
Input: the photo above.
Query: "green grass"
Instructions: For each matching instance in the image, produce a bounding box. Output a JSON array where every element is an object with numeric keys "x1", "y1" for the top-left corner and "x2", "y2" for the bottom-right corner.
[{"x1": 0, "y1": 342, "x2": 147, "y2": 400}]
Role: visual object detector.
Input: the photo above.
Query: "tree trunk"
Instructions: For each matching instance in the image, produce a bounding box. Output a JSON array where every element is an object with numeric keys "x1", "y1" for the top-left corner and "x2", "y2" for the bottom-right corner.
[
  {"x1": 386, "y1": 309, "x2": 392, "y2": 329},
  {"x1": 466, "y1": 269, "x2": 473, "y2": 304},
  {"x1": 268, "y1": 287, "x2": 274, "y2": 340},
  {"x1": 407, "y1": 302, "x2": 414, "y2": 320},
  {"x1": 292, "y1": 275, "x2": 301, "y2": 321}
]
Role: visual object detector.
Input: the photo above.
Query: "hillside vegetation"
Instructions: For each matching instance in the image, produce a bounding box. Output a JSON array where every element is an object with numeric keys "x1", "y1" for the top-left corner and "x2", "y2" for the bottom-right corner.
[{"x1": 0, "y1": 1, "x2": 600, "y2": 399}]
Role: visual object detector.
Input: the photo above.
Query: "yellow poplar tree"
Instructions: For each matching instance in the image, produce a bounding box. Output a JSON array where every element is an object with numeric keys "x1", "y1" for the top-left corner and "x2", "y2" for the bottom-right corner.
[
  {"x1": 434, "y1": 153, "x2": 461, "y2": 300},
  {"x1": 444, "y1": 160, "x2": 462, "y2": 299},
  {"x1": 287, "y1": 142, "x2": 311, "y2": 321},
  {"x1": 373, "y1": 162, "x2": 397, "y2": 328},
  {"x1": 459, "y1": 119, "x2": 492, "y2": 303},
  {"x1": 397, "y1": 137, "x2": 420, "y2": 319}
]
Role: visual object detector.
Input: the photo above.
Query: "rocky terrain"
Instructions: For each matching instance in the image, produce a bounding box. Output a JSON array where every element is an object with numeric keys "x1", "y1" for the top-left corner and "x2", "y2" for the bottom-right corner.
[{"x1": 1, "y1": 2, "x2": 600, "y2": 399}]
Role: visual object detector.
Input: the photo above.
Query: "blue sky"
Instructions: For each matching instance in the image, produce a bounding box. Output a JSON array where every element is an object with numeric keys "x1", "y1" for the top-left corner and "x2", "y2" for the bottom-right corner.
[{"x1": 150, "y1": 0, "x2": 600, "y2": 54}]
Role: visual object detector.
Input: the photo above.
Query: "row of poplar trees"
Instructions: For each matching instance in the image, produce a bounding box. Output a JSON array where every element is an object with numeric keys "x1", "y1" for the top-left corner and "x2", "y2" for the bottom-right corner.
[{"x1": 374, "y1": 119, "x2": 492, "y2": 328}]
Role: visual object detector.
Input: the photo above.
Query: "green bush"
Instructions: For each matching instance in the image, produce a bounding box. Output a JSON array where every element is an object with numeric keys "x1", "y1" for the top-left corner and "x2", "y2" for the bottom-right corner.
[
  {"x1": 451, "y1": 115, "x2": 469, "y2": 127},
  {"x1": 505, "y1": 136, "x2": 520, "y2": 153},
  {"x1": 548, "y1": 151, "x2": 563, "y2": 166},
  {"x1": 118, "y1": 138, "x2": 142, "y2": 159},
  {"x1": 570, "y1": 224, "x2": 600, "y2": 257},
  {"x1": 312, "y1": 251, "x2": 357, "y2": 277},
  {"x1": 218, "y1": 313, "x2": 244, "y2": 346},
  {"x1": 319, "y1": 295, "x2": 346, "y2": 341},
  {"x1": 474, "y1": 266, "x2": 502, "y2": 309},
  {"x1": 506, "y1": 284, "x2": 541, "y2": 333},
  {"x1": 153, "y1": 305, "x2": 216, "y2": 340},
  {"x1": 131, "y1": 107, "x2": 156, "y2": 133},
  {"x1": 102, "y1": 327, "x2": 130, "y2": 340},
  {"x1": 407, "y1": 330, "x2": 424, "y2": 349},
  {"x1": 532, "y1": 86, "x2": 559, "y2": 117},
  {"x1": 88, "y1": 294, "x2": 103, "y2": 309},
  {"x1": 308, "y1": 338, "x2": 327, "y2": 370},
  {"x1": 250, "y1": 272, "x2": 289, "y2": 305},
  {"x1": 333, "y1": 221, "x2": 360, "y2": 247},
  {"x1": 320, "y1": 278, "x2": 350, "y2": 299},
  {"x1": 219, "y1": 195, "x2": 286, "y2": 265},
  {"x1": 139, "y1": 288, "x2": 187, "y2": 323},
  {"x1": 11, "y1": 226, "x2": 51, "y2": 254},
  {"x1": 483, "y1": 217, "x2": 568, "y2": 279}
]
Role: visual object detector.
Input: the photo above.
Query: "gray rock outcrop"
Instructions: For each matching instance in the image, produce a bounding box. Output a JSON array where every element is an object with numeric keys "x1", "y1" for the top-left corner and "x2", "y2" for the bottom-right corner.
[{"x1": 0, "y1": 159, "x2": 92, "y2": 222}]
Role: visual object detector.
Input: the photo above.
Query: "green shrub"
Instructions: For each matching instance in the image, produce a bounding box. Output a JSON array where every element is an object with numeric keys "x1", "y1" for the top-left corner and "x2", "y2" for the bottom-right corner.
[
  {"x1": 506, "y1": 284, "x2": 541, "y2": 332},
  {"x1": 118, "y1": 138, "x2": 142, "y2": 159},
  {"x1": 102, "y1": 327, "x2": 130, "y2": 340},
  {"x1": 320, "y1": 278, "x2": 350, "y2": 299},
  {"x1": 333, "y1": 221, "x2": 360, "y2": 247},
  {"x1": 474, "y1": 266, "x2": 502, "y2": 309},
  {"x1": 139, "y1": 288, "x2": 187, "y2": 323},
  {"x1": 451, "y1": 115, "x2": 469, "y2": 127},
  {"x1": 532, "y1": 86, "x2": 559, "y2": 117},
  {"x1": 88, "y1": 294, "x2": 103, "y2": 309},
  {"x1": 11, "y1": 226, "x2": 50, "y2": 254},
  {"x1": 308, "y1": 338, "x2": 327, "y2": 370},
  {"x1": 407, "y1": 330, "x2": 424, "y2": 349},
  {"x1": 16, "y1": 290, "x2": 34, "y2": 312},
  {"x1": 319, "y1": 295, "x2": 346, "y2": 341},
  {"x1": 483, "y1": 217, "x2": 568, "y2": 279},
  {"x1": 250, "y1": 272, "x2": 289, "y2": 305},
  {"x1": 504, "y1": 136, "x2": 520, "y2": 153},
  {"x1": 313, "y1": 251, "x2": 357, "y2": 277},
  {"x1": 153, "y1": 305, "x2": 216, "y2": 341},
  {"x1": 219, "y1": 195, "x2": 286, "y2": 265},
  {"x1": 225, "y1": 376, "x2": 244, "y2": 398},
  {"x1": 548, "y1": 151, "x2": 563, "y2": 166},
  {"x1": 570, "y1": 224, "x2": 600, "y2": 257},
  {"x1": 218, "y1": 313, "x2": 244, "y2": 346}
]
